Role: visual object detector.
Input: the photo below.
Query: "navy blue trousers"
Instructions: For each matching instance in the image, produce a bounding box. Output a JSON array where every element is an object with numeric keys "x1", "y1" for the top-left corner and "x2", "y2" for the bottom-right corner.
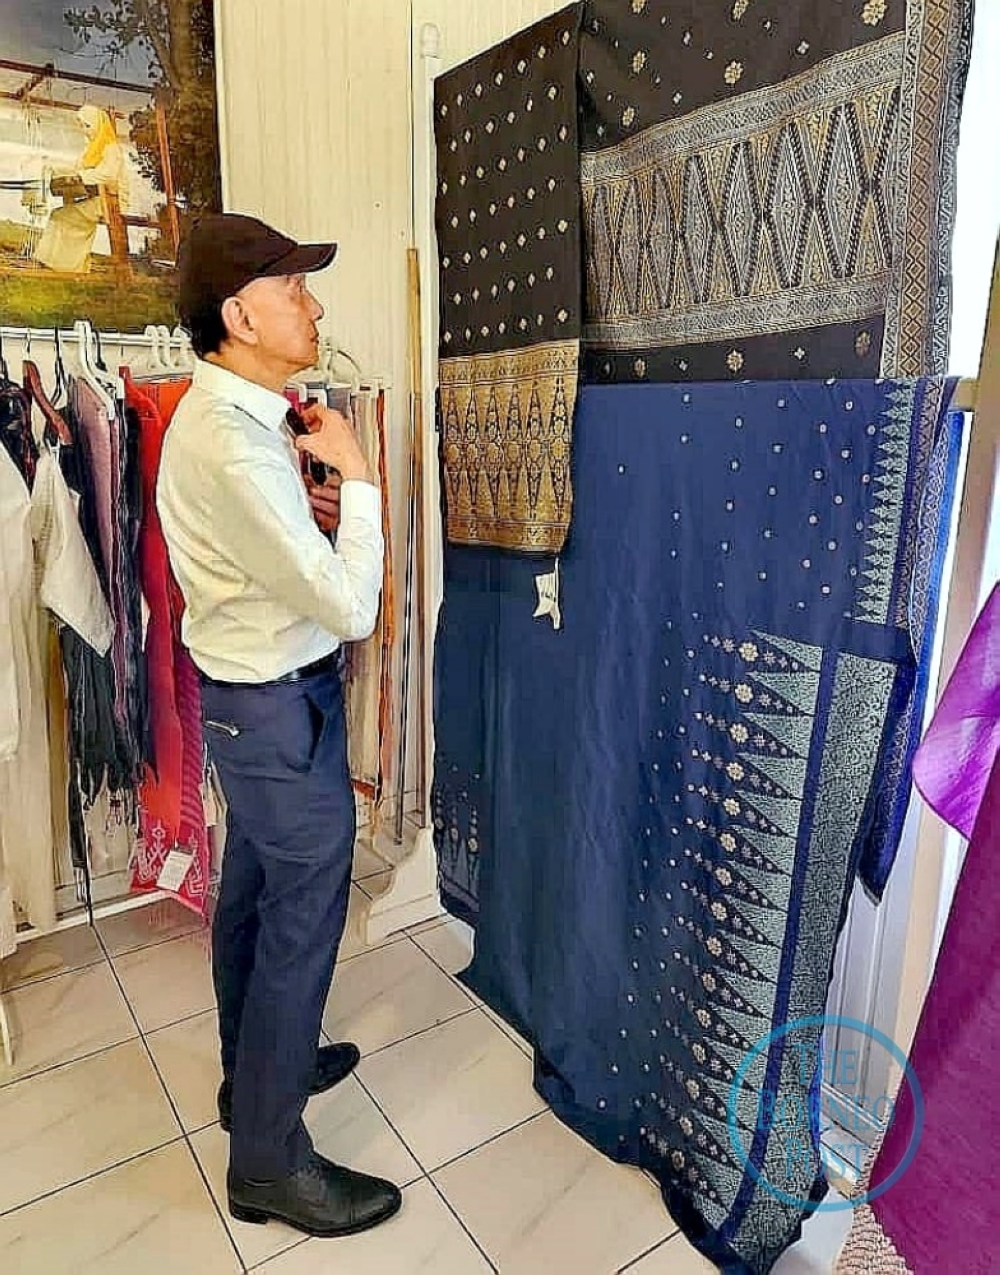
[{"x1": 201, "y1": 667, "x2": 354, "y2": 1180}]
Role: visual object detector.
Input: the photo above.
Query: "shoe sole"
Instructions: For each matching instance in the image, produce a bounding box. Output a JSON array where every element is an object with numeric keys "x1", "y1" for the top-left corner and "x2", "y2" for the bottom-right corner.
[{"x1": 228, "y1": 1192, "x2": 402, "y2": 1236}]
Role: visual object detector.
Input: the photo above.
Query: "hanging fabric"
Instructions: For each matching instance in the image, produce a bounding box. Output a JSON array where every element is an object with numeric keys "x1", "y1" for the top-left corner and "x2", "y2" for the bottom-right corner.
[
  {"x1": 56, "y1": 383, "x2": 132, "y2": 862},
  {"x1": 836, "y1": 584, "x2": 1000, "y2": 1275},
  {"x1": 0, "y1": 342, "x2": 39, "y2": 491},
  {"x1": 71, "y1": 370, "x2": 147, "y2": 786},
  {"x1": 125, "y1": 372, "x2": 210, "y2": 917},
  {"x1": 434, "y1": 0, "x2": 973, "y2": 551},
  {"x1": 0, "y1": 445, "x2": 113, "y2": 940},
  {"x1": 432, "y1": 377, "x2": 962, "y2": 1274},
  {"x1": 579, "y1": 0, "x2": 974, "y2": 384},
  {"x1": 435, "y1": 5, "x2": 584, "y2": 554},
  {"x1": 342, "y1": 386, "x2": 397, "y2": 811}
]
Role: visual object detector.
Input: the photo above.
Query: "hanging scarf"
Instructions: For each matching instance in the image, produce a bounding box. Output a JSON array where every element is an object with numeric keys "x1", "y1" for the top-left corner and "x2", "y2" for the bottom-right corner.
[
  {"x1": 78, "y1": 105, "x2": 118, "y2": 170},
  {"x1": 126, "y1": 375, "x2": 210, "y2": 916}
]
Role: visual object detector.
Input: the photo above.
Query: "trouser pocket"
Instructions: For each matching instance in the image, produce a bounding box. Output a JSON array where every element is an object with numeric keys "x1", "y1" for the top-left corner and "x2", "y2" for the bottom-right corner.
[{"x1": 201, "y1": 685, "x2": 327, "y2": 779}]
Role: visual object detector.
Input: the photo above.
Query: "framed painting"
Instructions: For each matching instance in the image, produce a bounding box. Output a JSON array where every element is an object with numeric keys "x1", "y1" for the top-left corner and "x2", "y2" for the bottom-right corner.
[{"x1": 0, "y1": 0, "x2": 222, "y2": 330}]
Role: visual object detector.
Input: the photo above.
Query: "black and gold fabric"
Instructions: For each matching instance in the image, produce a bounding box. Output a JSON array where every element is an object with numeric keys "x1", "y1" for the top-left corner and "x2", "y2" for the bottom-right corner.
[
  {"x1": 435, "y1": 4, "x2": 583, "y2": 554},
  {"x1": 434, "y1": 0, "x2": 973, "y2": 550},
  {"x1": 579, "y1": 0, "x2": 973, "y2": 383}
]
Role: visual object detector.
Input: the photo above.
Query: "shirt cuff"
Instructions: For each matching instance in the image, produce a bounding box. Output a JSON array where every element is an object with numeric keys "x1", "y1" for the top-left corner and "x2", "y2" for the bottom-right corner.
[{"x1": 339, "y1": 479, "x2": 382, "y2": 526}]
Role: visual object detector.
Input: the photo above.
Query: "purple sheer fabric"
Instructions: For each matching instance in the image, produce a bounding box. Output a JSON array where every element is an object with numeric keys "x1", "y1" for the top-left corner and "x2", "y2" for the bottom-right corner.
[{"x1": 912, "y1": 583, "x2": 1000, "y2": 838}]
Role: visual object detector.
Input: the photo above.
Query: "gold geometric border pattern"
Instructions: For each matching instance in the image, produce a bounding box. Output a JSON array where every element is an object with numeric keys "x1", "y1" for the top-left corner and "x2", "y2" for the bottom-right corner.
[
  {"x1": 439, "y1": 339, "x2": 580, "y2": 554},
  {"x1": 581, "y1": 37, "x2": 904, "y2": 350},
  {"x1": 881, "y1": 0, "x2": 972, "y2": 375}
]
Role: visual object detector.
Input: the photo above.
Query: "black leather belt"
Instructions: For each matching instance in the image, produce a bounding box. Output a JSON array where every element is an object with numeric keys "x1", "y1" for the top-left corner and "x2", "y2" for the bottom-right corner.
[
  {"x1": 201, "y1": 649, "x2": 340, "y2": 688},
  {"x1": 274, "y1": 649, "x2": 341, "y2": 684}
]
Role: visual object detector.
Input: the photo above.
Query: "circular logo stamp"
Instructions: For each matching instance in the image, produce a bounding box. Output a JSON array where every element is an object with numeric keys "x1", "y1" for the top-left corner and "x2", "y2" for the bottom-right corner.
[{"x1": 726, "y1": 1015, "x2": 924, "y2": 1212}]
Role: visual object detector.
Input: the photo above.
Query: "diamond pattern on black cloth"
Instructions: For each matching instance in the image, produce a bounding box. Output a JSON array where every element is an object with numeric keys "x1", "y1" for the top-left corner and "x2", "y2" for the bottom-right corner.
[
  {"x1": 435, "y1": 4, "x2": 583, "y2": 554},
  {"x1": 435, "y1": 3, "x2": 583, "y2": 360}
]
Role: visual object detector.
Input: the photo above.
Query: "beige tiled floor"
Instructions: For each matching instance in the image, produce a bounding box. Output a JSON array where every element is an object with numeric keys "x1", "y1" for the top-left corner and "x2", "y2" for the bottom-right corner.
[{"x1": 0, "y1": 898, "x2": 852, "y2": 1273}]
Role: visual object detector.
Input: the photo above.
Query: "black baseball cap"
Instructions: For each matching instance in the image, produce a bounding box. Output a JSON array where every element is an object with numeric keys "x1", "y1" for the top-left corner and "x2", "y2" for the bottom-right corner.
[{"x1": 177, "y1": 213, "x2": 337, "y2": 320}]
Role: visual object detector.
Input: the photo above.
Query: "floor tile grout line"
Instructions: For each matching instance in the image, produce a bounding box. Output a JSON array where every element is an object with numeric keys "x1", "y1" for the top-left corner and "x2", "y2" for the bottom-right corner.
[
  {"x1": 482, "y1": 1010, "x2": 534, "y2": 1059},
  {"x1": 1, "y1": 948, "x2": 110, "y2": 996},
  {"x1": 348, "y1": 1003, "x2": 481, "y2": 1064},
  {"x1": 428, "y1": 1109, "x2": 549, "y2": 1177},
  {"x1": 0, "y1": 1134, "x2": 186, "y2": 1222},
  {"x1": 345, "y1": 1003, "x2": 538, "y2": 1159},
  {"x1": 0, "y1": 1030, "x2": 142, "y2": 1093},
  {"x1": 425, "y1": 1174, "x2": 500, "y2": 1273},
  {"x1": 334, "y1": 932, "x2": 410, "y2": 966},
  {"x1": 245, "y1": 1235, "x2": 312, "y2": 1273},
  {"x1": 144, "y1": 1004, "x2": 219, "y2": 1041},
  {"x1": 108, "y1": 927, "x2": 213, "y2": 963},
  {"x1": 616, "y1": 1226, "x2": 682, "y2": 1273},
  {"x1": 183, "y1": 1120, "x2": 316, "y2": 1273},
  {"x1": 402, "y1": 914, "x2": 450, "y2": 938},
  {"x1": 331, "y1": 906, "x2": 450, "y2": 968},
  {"x1": 133, "y1": 1001, "x2": 220, "y2": 1038},
  {"x1": 404, "y1": 932, "x2": 481, "y2": 1010},
  {"x1": 348, "y1": 1070, "x2": 497, "y2": 1271},
  {"x1": 352, "y1": 1069, "x2": 435, "y2": 1178},
  {"x1": 399, "y1": 929, "x2": 535, "y2": 1060},
  {"x1": 97, "y1": 927, "x2": 250, "y2": 1274},
  {"x1": 453, "y1": 985, "x2": 534, "y2": 1059},
  {"x1": 355, "y1": 1050, "x2": 548, "y2": 1186},
  {"x1": 330, "y1": 931, "x2": 480, "y2": 1030},
  {"x1": 1, "y1": 940, "x2": 217, "y2": 1087},
  {"x1": 101, "y1": 923, "x2": 209, "y2": 962},
  {"x1": 352, "y1": 866, "x2": 392, "y2": 883}
]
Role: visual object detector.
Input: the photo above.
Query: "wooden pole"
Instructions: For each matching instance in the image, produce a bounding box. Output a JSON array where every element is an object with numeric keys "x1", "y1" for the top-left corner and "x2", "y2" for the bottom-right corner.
[
  {"x1": 407, "y1": 247, "x2": 429, "y2": 827},
  {"x1": 155, "y1": 98, "x2": 181, "y2": 257}
]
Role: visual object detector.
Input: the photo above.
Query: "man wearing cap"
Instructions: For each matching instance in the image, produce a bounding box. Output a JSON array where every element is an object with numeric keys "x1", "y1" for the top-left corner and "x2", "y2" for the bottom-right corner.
[{"x1": 158, "y1": 214, "x2": 400, "y2": 1237}]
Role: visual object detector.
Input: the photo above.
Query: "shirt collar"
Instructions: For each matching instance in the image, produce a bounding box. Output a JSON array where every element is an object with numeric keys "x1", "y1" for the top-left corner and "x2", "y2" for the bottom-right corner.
[{"x1": 193, "y1": 358, "x2": 290, "y2": 433}]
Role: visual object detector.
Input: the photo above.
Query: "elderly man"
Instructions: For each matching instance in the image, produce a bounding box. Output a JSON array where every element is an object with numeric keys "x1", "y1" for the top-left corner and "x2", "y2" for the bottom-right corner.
[{"x1": 158, "y1": 213, "x2": 399, "y2": 1238}]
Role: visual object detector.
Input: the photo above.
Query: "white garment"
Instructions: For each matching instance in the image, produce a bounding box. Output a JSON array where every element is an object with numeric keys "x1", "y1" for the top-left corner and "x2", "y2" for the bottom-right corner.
[
  {"x1": 35, "y1": 142, "x2": 127, "y2": 273},
  {"x1": 158, "y1": 359, "x2": 384, "y2": 683},
  {"x1": 0, "y1": 448, "x2": 112, "y2": 938},
  {"x1": 34, "y1": 198, "x2": 103, "y2": 274}
]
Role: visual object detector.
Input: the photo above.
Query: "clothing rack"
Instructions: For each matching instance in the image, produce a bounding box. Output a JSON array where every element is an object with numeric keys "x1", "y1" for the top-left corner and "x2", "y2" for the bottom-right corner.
[
  {"x1": 0, "y1": 326, "x2": 358, "y2": 1067},
  {"x1": 0, "y1": 330, "x2": 196, "y2": 1067},
  {"x1": 1, "y1": 324, "x2": 377, "y2": 933},
  {"x1": 0, "y1": 325, "x2": 187, "y2": 347}
]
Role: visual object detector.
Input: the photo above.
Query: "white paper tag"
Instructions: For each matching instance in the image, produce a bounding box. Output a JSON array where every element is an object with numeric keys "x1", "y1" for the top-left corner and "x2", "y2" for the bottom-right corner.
[
  {"x1": 140, "y1": 591, "x2": 151, "y2": 650},
  {"x1": 533, "y1": 560, "x2": 562, "y2": 631},
  {"x1": 157, "y1": 849, "x2": 195, "y2": 893},
  {"x1": 202, "y1": 780, "x2": 220, "y2": 829}
]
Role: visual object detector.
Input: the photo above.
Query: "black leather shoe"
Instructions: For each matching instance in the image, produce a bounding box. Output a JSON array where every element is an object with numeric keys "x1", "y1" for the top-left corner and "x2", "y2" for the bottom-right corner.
[
  {"x1": 218, "y1": 1042, "x2": 361, "y2": 1133},
  {"x1": 228, "y1": 1152, "x2": 402, "y2": 1236}
]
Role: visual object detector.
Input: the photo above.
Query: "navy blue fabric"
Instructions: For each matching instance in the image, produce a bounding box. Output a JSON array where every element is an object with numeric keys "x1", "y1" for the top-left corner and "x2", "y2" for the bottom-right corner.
[
  {"x1": 432, "y1": 379, "x2": 960, "y2": 1272},
  {"x1": 202, "y1": 669, "x2": 354, "y2": 1181}
]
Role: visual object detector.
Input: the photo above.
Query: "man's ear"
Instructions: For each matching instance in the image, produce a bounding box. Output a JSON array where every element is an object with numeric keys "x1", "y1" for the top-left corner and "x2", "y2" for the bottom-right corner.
[{"x1": 221, "y1": 295, "x2": 257, "y2": 348}]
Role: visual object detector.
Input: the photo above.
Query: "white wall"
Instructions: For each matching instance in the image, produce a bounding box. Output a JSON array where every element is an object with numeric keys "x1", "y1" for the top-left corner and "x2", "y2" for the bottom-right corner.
[
  {"x1": 416, "y1": 0, "x2": 569, "y2": 71},
  {"x1": 213, "y1": 0, "x2": 566, "y2": 820}
]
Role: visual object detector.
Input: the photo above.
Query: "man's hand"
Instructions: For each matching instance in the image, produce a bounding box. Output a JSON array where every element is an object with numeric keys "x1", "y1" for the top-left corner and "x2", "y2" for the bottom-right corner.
[
  {"x1": 295, "y1": 403, "x2": 371, "y2": 483},
  {"x1": 306, "y1": 470, "x2": 342, "y2": 535}
]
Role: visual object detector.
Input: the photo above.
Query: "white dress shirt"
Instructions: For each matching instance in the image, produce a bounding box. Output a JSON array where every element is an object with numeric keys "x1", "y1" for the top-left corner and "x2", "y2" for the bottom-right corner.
[{"x1": 157, "y1": 359, "x2": 384, "y2": 682}]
